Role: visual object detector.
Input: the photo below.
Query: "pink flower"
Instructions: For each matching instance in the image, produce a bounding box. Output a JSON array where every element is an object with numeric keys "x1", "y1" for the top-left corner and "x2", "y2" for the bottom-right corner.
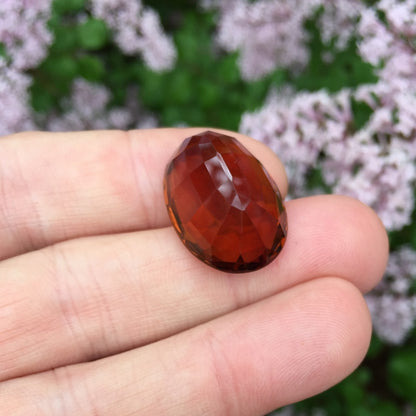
[
  {"x1": 44, "y1": 79, "x2": 156, "y2": 131},
  {"x1": 215, "y1": 0, "x2": 312, "y2": 80},
  {"x1": 0, "y1": 0, "x2": 52, "y2": 70},
  {"x1": 0, "y1": 59, "x2": 35, "y2": 136},
  {"x1": 210, "y1": 0, "x2": 363, "y2": 79},
  {"x1": 366, "y1": 247, "x2": 416, "y2": 344},
  {"x1": 90, "y1": 0, "x2": 176, "y2": 71}
]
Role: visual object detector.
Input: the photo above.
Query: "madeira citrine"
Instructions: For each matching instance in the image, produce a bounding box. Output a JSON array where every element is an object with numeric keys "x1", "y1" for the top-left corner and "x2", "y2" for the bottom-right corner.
[{"x1": 164, "y1": 131, "x2": 287, "y2": 273}]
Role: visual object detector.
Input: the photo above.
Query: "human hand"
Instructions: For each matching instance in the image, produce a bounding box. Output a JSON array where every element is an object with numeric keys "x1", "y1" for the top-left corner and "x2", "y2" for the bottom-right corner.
[{"x1": 0, "y1": 128, "x2": 388, "y2": 415}]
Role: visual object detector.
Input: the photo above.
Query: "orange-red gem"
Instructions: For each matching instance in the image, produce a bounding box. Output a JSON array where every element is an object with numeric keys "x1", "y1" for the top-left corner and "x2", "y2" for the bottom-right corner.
[{"x1": 164, "y1": 131, "x2": 288, "y2": 273}]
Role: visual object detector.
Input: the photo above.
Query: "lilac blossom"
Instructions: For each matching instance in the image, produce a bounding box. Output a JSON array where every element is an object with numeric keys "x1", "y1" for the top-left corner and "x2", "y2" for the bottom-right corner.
[
  {"x1": 317, "y1": 0, "x2": 364, "y2": 49},
  {"x1": 241, "y1": 88, "x2": 352, "y2": 197},
  {"x1": 357, "y1": 2, "x2": 416, "y2": 115},
  {"x1": 208, "y1": 0, "x2": 363, "y2": 80},
  {"x1": 0, "y1": 0, "x2": 53, "y2": 136},
  {"x1": 357, "y1": 7, "x2": 396, "y2": 66},
  {"x1": 90, "y1": 0, "x2": 177, "y2": 71},
  {"x1": 241, "y1": 85, "x2": 416, "y2": 231},
  {"x1": 327, "y1": 135, "x2": 415, "y2": 230},
  {"x1": 0, "y1": 0, "x2": 166, "y2": 136},
  {"x1": 356, "y1": 4, "x2": 416, "y2": 145},
  {"x1": 209, "y1": 0, "x2": 411, "y2": 83},
  {"x1": 212, "y1": 0, "x2": 313, "y2": 80},
  {"x1": 44, "y1": 78, "x2": 156, "y2": 131},
  {"x1": 378, "y1": 0, "x2": 416, "y2": 37},
  {"x1": 239, "y1": 0, "x2": 416, "y2": 232},
  {"x1": 366, "y1": 247, "x2": 416, "y2": 344},
  {"x1": 0, "y1": 0, "x2": 53, "y2": 70},
  {"x1": 0, "y1": 59, "x2": 35, "y2": 136},
  {"x1": 239, "y1": 0, "x2": 416, "y2": 344}
]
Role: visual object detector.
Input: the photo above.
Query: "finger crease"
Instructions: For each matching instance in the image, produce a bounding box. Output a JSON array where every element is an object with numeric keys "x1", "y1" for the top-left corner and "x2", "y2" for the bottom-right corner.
[
  {"x1": 124, "y1": 130, "x2": 153, "y2": 228},
  {"x1": 49, "y1": 244, "x2": 95, "y2": 358},
  {"x1": 202, "y1": 327, "x2": 241, "y2": 416},
  {"x1": 14, "y1": 145, "x2": 48, "y2": 249}
]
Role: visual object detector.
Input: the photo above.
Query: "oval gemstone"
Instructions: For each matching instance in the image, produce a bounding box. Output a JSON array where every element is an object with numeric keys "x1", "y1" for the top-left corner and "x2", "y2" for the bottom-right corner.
[{"x1": 164, "y1": 131, "x2": 288, "y2": 273}]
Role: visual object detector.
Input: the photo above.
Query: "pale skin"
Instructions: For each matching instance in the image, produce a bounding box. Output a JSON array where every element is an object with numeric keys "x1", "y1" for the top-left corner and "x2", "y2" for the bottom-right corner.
[{"x1": 0, "y1": 128, "x2": 388, "y2": 415}]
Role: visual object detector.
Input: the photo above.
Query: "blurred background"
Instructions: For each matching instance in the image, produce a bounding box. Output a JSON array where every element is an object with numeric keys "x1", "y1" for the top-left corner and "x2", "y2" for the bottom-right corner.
[{"x1": 1, "y1": 0, "x2": 416, "y2": 414}]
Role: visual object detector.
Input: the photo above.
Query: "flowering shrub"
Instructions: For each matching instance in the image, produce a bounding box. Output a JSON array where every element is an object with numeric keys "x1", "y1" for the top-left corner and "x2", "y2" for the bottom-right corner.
[
  {"x1": 1, "y1": 0, "x2": 416, "y2": 414},
  {"x1": 235, "y1": 0, "x2": 416, "y2": 349}
]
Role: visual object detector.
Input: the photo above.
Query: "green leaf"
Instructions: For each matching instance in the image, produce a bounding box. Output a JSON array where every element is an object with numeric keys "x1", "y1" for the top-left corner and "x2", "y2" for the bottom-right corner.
[
  {"x1": 351, "y1": 58, "x2": 378, "y2": 85},
  {"x1": 41, "y1": 55, "x2": 78, "y2": 81},
  {"x1": 197, "y1": 81, "x2": 221, "y2": 109},
  {"x1": 0, "y1": 42, "x2": 7, "y2": 58},
  {"x1": 77, "y1": 19, "x2": 109, "y2": 50},
  {"x1": 78, "y1": 55, "x2": 105, "y2": 81},
  {"x1": 347, "y1": 401, "x2": 402, "y2": 416},
  {"x1": 337, "y1": 368, "x2": 371, "y2": 407},
  {"x1": 51, "y1": 25, "x2": 78, "y2": 53},
  {"x1": 388, "y1": 349, "x2": 416, "y2": 402},
  {"x1": 366, "y1": 334, "x2": 384, "y2": 358},
  {"x1": 217, "y1": 54, "x2": 240, "y2": 84},
  {"x1": 168, "y1": 71, "x2": 193, "y2": 104},
  {"x1": 30, "y1": 81, "x2": 56, "y2": 113},
  {"x1": 351, "y1": 98, "x2": 374, "y2": 131},
  {"x1": 135, "y1": 9, "x2": 280, "y2": 130},
  {"x1": 53, "y1": 0, "x2": 86, "y2": 14},
  {"x1": 292, "y1": 16, "x2": 378, "y2": 93},
  {"x1": 162, "y1": 106, "x2": 186, "y2": 126}
]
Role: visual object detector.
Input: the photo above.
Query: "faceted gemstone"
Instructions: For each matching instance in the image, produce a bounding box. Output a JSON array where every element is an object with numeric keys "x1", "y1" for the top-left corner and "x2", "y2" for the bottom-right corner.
[{"x1": 164, "y1": 130, "x2": 288, "y2": 273}]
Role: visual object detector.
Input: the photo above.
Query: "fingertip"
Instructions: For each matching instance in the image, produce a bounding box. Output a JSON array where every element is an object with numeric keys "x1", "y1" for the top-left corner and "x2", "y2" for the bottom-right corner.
[
  {"x1": 348, "y1": 196, "x2": 390, "y2": 281},
  {"x1": 262, "y1": 277, "x2": 372, "y2": 408},
  {"x1": 282, "y1": 195, "x2": 389, "y2": 293},
  {"x1": 303, "y1": 277, "x2": 372, "y2": 379},
  {"x1": 328, "y1": 195, "x2": 389, "y2": 291},
  {"x1": 196, "y1": 277, "x2": 372, "y2": 414}
]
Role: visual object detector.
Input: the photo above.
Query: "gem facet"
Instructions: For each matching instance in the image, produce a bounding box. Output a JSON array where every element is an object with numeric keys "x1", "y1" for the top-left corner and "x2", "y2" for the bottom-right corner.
[{"x1": 164, "y1": 131, "x2": 288, "y2": 273}]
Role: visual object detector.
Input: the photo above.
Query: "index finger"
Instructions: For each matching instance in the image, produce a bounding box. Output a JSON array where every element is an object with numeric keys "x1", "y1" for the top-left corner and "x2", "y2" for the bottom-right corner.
[{"x1": 0, "y1": 128, "x2": 288, "y2": 260}]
